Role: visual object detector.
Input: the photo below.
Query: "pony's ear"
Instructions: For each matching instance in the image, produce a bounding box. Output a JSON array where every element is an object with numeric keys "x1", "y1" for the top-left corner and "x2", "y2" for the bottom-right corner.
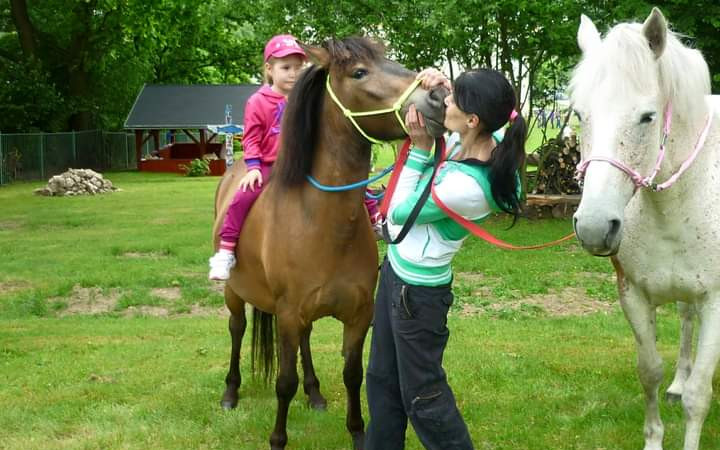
[
  {"x1": 642, "y1": 7, "x2": 667, "y2": 59},
  {"x1": 299, "y1": 43, "x2": 330, "y2": 69},
  {"x1": 577, "y1": 15, "x2": 601, "y2": 54}
]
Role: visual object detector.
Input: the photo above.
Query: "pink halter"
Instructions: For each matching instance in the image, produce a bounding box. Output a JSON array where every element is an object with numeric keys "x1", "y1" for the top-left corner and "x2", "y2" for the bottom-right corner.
[{"x1": 575, "y1": 102, "x2": 715, "y2": 192}]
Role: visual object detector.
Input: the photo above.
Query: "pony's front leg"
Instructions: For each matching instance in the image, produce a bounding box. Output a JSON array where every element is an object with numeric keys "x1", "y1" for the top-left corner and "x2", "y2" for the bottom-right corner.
[
  {"x1": 299, "y1": 324, "x2": 328, "y2": 410},
  {"x1": 681, "y1": 299, "x2": 720, "y2": 450},
  {"x1": 269, "y1": 314, "x2": 300, "y2": 450},
  {"x1": 342, "y1": 310, "x2": 372, "y2": 450},
  {"x1": 620, "y1": 283, "x2": 664, "y2": 450},
  {"x1": 666, "y1": 301, "x2": 695, "y2": 403}
]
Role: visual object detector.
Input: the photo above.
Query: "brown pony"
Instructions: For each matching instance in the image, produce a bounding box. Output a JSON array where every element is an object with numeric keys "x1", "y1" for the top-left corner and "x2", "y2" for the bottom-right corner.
[{"x1": 213, "y1": 37, "x2": 447, "y2": 450}]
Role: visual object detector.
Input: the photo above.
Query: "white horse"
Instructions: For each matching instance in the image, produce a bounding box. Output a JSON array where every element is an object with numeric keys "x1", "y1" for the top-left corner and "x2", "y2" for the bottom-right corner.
[{"x1": 570, "y1": 8, "x2": 719, "y2": 450}]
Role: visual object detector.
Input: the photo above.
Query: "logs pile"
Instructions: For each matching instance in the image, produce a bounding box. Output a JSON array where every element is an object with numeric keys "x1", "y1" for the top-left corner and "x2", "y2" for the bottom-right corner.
[
  {"x1": 524, "y1": 128, "x2": 581, "y2": 219},
  {"x1": 529, "y1": 129, "x2": 581, "y2": 195}
]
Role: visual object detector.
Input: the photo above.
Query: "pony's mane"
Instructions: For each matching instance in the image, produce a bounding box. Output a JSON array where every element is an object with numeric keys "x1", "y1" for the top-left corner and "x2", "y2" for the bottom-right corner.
[
  {"x1": 570, "y1": 22, "x2": 710, "y2": 126},
  {"x1": 272, "y1": 37, "x2": 385, "y2": 187}
]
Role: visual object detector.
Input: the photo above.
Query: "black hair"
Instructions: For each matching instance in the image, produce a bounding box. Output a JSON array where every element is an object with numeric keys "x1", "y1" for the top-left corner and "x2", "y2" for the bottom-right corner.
[{"x1": 454, "y1": 69, "x2": 527, "y2": 222}]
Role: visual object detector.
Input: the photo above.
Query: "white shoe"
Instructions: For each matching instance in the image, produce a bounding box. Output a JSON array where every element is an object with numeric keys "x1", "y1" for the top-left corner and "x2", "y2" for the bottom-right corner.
[{"x1": 208, "y1": 251, "x2": 236, "y2": 281}]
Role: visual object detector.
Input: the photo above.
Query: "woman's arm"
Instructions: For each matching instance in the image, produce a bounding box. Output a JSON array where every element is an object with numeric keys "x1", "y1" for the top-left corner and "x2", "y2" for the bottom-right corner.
[{"x1": 390, "y1": 168, "x2": 491, "y2": 225}]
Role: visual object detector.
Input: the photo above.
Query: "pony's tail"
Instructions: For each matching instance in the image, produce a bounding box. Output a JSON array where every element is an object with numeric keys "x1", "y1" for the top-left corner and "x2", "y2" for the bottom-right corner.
[
  {"x1": 251, "y1": 307, "x2": 276, "y2": 384},
  {"x1": 490, "y1": 113, "x2": 527, "y2": 226}
]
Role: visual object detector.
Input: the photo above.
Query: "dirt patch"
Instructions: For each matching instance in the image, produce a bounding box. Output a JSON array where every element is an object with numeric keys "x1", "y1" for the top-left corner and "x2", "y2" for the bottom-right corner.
[
  {"x1": 0, "y1": 280, "x2": 31, "y2": 296},
  {"x1": 0, "y1": 221, "x2": 23, "y2": 231},
  {"x1": 150, "y1": 287, "x2": 181, "y2": 301},
  {"x1": 123, "y1": 305, "x2": 169, "y2": 317},
  {"x1": 56, "y1": 285, "x2": 121, "y2": 316},
  {"x1": 120, "y1": 251, "x2": 169, "y2": 259},
  {"x1": 185, "y1": 304, "x2": 229, "y2": 318},
  {"x1": 455, "y1": 272, "x2": 499, "y2": 284},
  {"x1": 459, "y1": 287, "x2": 616, "y2": 318}
]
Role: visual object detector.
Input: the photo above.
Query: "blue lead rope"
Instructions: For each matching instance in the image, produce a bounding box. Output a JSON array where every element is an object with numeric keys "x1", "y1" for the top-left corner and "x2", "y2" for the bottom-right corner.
[{"x1": 305, "y1": 164, "x2": 395, "y2": 199}]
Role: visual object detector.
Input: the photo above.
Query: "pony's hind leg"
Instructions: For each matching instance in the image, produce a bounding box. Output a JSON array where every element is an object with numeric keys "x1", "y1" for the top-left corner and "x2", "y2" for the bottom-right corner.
[
  {"x1": 342, "y1": 313, "x2": 372, "y2": 450},
  {"x1": 666, "y1": 301, "x2": 695, "y2": 403},
  {"x1": 299, "y1": 324, "x2": 327, "y2": 410},
  {"x1": 680, "y1": 299, "x2": 720, "y2": 450},
  {"x1": 220, "y1": 284, "x2": 247, "y2": 410}
]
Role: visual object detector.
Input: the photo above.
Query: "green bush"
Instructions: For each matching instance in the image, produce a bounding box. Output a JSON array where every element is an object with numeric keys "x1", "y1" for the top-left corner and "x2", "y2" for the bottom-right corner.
[{"x1": 180, "y1": 158, "x2": 210, "y2": 177}]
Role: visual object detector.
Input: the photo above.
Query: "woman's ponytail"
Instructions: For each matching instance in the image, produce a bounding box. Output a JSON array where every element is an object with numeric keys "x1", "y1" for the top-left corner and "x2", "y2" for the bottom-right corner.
[{"x1": 489, "y1": 113, "x2": 527, "y2": 222}]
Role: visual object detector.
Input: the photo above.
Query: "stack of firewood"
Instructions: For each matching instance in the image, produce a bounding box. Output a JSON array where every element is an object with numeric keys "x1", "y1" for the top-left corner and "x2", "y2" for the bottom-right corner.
[{"x1": 529, "y1": 129, "x2": 581, "y2": 195}]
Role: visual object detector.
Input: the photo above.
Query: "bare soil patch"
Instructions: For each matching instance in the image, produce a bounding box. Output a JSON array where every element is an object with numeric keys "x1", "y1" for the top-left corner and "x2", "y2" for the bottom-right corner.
[
  {"x1": 150, "y1": 287, "x2": 182, "y2": 301},
  {"x1": 56, "y1": 285, "x2": 122, "y2": 316},
  {"x1": 123, "y1": 305, "x2": 169, "y2": 317},
  {"x1": 460, "y1": 287, "x2": 616, "y2": 317},
  {"x1": 0, "y1": 221, "x2": 23, "y2": 231},
  {"x1": 0, "y1": 280, "x2": 31, "y2": 295},
  {"x1": 120, "y1": 251, "x2": 169, "y2": 259}
]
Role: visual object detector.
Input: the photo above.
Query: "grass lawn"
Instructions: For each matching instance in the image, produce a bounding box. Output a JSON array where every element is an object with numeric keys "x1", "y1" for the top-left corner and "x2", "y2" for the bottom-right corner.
[{"x1": 1, "y1": 172, "x2": 718, "y2": 449}]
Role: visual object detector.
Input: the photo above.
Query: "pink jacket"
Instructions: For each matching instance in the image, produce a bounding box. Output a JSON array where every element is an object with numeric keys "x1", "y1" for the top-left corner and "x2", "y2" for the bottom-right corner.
[{"x1": 242, "y1": 85, "x2": 286, "y2": 169}]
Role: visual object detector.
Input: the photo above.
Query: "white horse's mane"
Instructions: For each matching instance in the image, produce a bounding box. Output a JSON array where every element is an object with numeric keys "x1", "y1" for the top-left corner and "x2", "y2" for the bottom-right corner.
[{"x1": 570, "y1": 22, "x2": 711, "y2": 127}]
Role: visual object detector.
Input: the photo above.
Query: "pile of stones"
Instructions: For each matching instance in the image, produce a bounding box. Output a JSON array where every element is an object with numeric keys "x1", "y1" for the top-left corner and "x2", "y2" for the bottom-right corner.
[{"x1": 33, "y1": 169, "x2": 117, "y2": 196}]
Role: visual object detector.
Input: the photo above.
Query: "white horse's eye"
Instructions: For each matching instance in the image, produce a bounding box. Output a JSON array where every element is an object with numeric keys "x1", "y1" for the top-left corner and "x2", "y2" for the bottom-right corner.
[{"x1": 639, "y1": 112, "x2": 656, "y2": 124}]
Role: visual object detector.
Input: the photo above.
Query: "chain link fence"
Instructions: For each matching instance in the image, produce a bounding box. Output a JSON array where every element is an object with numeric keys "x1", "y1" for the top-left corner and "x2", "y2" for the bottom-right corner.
[{"x1": 0, "y1": 130, "x2": 196, "y2": 186}]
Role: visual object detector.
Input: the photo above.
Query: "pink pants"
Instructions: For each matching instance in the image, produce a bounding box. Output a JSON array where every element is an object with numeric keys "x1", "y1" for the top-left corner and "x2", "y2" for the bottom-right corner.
[
  {"x1": 219, "y1": 162, "x2": 381, "y2": 243},
  {"x1": 219, "y1": 163, "x2": 274, "y2": 243}
]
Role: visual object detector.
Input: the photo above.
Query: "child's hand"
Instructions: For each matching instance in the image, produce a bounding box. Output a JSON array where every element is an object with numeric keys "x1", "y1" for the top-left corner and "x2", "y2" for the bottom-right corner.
[
  {"x1": 239, "y1": 169, "x2": 263, "y2": 192},
  {"x1": 405, "y1": 104, "x2": 434, "y2": 151}
]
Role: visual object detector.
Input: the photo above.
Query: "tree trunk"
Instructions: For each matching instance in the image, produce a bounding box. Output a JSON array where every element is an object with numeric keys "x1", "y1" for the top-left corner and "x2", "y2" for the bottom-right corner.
[{"x1": 10, "y1": 0, "x2": 37, "y2": 58}]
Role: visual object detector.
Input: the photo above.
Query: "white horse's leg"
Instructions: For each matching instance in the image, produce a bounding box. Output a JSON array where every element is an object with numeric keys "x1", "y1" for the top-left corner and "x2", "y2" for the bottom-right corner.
[
  {"x1": 666, "y1": 302, "x2": 695, "y2": 402},
  {"x1": 620, "y1": 285, "x2": 665, "y2": 450},
  {"x1": 681, "y1": 300, "x2": 720, "y2": 450}
]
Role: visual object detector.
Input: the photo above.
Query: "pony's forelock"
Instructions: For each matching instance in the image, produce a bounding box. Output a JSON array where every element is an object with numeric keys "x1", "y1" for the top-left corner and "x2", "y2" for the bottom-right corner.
[
  {"x1": 570, "y1": 22, "x2": 710, "y2": 126},
  {"x1": 323, "y1": 37, "x2": 385, "y2": 71}
]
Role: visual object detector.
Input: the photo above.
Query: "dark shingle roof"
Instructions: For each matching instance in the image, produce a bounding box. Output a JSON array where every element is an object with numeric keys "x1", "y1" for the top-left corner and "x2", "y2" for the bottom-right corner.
[{"x1": 124, "y1": 84, "x2": 260, "y2": 130}]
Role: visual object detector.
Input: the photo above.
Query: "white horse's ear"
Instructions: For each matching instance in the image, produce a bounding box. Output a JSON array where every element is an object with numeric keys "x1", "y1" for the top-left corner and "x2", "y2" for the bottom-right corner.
[
  {"x1": 300, "y1": 42, "x2": 330, "y2": 69},
  {"x1": 642, "y1": 7, "x2": 667, "y2": 59},
  {"x1": 578, "y1": 15, "x2": 601, "y2": 54}
]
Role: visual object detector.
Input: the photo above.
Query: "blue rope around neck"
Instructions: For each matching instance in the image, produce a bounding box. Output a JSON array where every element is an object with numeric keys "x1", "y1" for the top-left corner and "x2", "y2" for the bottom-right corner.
[{"x1": 306, "y1": 164, "x2": 394, "y2": 199}]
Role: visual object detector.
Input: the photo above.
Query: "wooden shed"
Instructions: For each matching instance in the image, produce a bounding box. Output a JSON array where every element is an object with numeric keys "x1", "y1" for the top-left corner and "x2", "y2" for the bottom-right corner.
[{"x1": 124, "y1": 84, "x2": 259, "y2": 175}]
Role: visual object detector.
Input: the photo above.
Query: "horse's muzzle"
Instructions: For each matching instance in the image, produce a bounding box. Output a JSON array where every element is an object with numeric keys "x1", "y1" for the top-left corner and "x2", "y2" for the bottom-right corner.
[{"x1": 573, "y1": 212, "x2": 622, "y2": 256}]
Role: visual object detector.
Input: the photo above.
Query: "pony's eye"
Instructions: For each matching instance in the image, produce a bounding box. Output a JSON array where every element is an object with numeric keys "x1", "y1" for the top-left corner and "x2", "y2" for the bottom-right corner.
[
  {"x1": 351, "y1": 68, "x2": 368, "y2": 79},
  {"x1": 640, "y1": 112, "x2": 656, "y2": 124}
]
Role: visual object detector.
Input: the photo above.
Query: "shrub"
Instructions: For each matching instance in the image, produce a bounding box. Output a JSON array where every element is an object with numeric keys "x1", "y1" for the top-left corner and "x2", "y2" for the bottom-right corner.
[{"x1": 180, "y1": 158, "x2": 210, "y2": 177}]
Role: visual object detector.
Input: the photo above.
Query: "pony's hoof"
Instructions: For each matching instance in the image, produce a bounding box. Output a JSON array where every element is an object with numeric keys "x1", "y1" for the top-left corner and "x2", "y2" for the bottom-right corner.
[
  {"x1": 351, "y1": 431, "x2": 365, "y2": 450},
  {"x1": 220, "y1": 395, "x2": 238, "y2": 410},
  {"x1": 308, "y1": 394, "x2": 327, "y2": 411},
  {"x1": 665, "y1": 391, "x2": 682, "y2": 403}
]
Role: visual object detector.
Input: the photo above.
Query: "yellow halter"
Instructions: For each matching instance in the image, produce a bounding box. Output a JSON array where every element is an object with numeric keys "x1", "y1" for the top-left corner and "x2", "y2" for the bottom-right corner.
[{"x1": 325, "y1": 75, "x2": 422, "y2": 145}]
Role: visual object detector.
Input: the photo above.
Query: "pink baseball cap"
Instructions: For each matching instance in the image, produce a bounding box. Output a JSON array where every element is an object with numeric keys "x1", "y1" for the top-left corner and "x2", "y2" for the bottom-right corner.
[{"x1": 264, "y1": 34, "x2": 306, "y2": 62}]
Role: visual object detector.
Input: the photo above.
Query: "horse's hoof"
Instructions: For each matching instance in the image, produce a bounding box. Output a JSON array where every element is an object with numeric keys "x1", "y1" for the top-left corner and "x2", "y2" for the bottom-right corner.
[
  {"x1": 308, "y1": 395, "x2": 327, "y2": 411},
  {"x1": 665, "y1": 391, "x2": 682, "y2": 403},
  {"x1": 351, "y1": 431, "x2": 365, "y2": 450},
  {"x1": 220, "y1": 395, "x2": 238, "y2": 410}
]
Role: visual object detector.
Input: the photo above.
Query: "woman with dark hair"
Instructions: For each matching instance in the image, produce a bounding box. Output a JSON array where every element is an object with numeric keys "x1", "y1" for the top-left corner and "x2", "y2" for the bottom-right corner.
[{"x1": 365, "y1": 68, "x2": 527, "y2": 450}]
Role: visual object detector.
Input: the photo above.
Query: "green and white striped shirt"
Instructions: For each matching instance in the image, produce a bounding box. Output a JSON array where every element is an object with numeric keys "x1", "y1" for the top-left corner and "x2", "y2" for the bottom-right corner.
[{"x1": 386, "y1": 137, "x2": 502, "y2": 286}]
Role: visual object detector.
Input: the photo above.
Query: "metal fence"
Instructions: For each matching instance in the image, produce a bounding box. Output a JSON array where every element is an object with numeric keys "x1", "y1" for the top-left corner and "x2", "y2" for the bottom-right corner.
[{"x1": 0, "y1": 130, "x2": 183, "y2": 186}]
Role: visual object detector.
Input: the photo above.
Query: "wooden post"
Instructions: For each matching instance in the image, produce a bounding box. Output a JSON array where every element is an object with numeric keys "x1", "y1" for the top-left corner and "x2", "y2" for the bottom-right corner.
[
  {"x1": 199, "y1": 129, "x2": 207, "y2": 156},
  {"x1": 135, "y1": 130, "x2": 143, "y2": 170},
  {"x1": 152, "y1": 130, "x2": 160, "y2": 153}
]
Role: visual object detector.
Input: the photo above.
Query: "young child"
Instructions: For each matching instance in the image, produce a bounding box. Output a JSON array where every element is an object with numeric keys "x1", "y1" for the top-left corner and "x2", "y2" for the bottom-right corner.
[{"x1": 208, "y1": 34, "x2": 306, "y2": 280}]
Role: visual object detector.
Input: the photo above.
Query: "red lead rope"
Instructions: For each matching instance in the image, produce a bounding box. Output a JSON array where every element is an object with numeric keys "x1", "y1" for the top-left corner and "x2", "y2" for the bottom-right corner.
[
  {"x1": 379, "y1": 138, "x2": 413, "y2": 219},
  {"x1": 381, "y1": 138, "x2": 576, "y2": 250}
]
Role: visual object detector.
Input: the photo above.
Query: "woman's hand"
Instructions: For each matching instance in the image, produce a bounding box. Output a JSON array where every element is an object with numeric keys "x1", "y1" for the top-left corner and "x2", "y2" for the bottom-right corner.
[
  {"x1": 416, "y1": 68, "x2": 451, "y2": 91},
  {"x1": 405, "y1": 104, "x2": 434, "y2": 151},
  {"x1": 239, "y1": 168, "x2": 263, "y2": 192}
]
